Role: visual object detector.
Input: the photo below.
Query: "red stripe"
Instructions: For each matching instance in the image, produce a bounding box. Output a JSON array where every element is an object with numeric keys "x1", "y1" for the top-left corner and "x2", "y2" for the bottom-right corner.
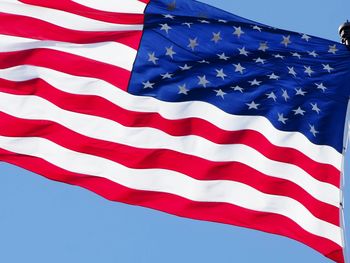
[
  {"x1": 0, "y1": 111, "x2": 340, "y2": 226},
  {"x1": 0, "y1": 49, "x2": 131, "y2": 90},
  {"x1": 0, "y1": 150, "x2": 344, "y2": 263},
  {"x1": 0, "y1": 77, "x2": 340, "y2": 187},
  {"x1": 19, "y1": 0, "x2": 145, "y2": 24},
  {"x1": 0, "y1": 13, "x2": 143, "y2": 50}
]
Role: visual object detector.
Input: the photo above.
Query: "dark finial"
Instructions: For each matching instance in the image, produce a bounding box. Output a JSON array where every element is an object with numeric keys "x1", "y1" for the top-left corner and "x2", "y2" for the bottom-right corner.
[{"x1": 339, "y1": 20, "x2": 350, "y2": 49}]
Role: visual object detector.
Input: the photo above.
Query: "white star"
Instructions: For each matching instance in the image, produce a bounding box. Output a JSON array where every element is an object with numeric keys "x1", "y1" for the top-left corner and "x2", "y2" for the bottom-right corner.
[
  {"x1": 293, "y1": 107, "x2": 306, "y2": 115},
  {"x1": 199, "y1": 19, "x2": 210, "y2": 24},
  {"x1": 233, "y1": 63, "x2": 245, "y2": 74},
  {"x1": 178, "y1": 84, "x2": 189, "y2": 95},
  {"x1": 142, "y1": 81, "x2": 155, "y2": 89},
  {"x1": 311, "y1": 103, "x2": 321, "y2": 114},
  {"x1": 281, "y1": 89, "x2": 290, "y2": 101},
  {"x1": 301, "y1": 33, "x2": 311, "y2": 42},
  {"x1": 188, "y1": 38, "x2": 199, "y2": 51},
  {"x1": 266, "y1": 92, "x2": 277, "y2": 101},
  {"x1": 273, "y1": 54, "x2": 285, "y2": 59},
  {"x1": 246, "y1": 101, "x2": 260, "y2": 110},
  {"x1": 165, "y1": 46, "x2": 176, "y2": 59},
  {"x1": 160, "y1": 23, "x2": 172, "y2": 34},
  {"x1": 198, "y1": 75, "x2": 210, "y2": 87},
  {"x1": 252, "y1": 25, "x2": 262, "y2": 32},
  {"x1": 323, "y1": 64, "x2": 334, "y2": 73},
  {"x1": 291, "y1": 52, "x2": 301, "y2": 59},
  {"x1": 238, "y1": 46, "x2": 250, "y2": 56},
  {"x1": 307, "y1": 50, "x2": 318, "y2": 58},
  {"x1": 254, "y1": 57, "x2": 266, "y2": 64},
  {"x1": 217, "y1": 53, "x2": 229, "y2": 60},
  {"x1": 249, "y1": 79, "x2": 262, "y2": 86},
  {"x1": 295, "y1": 88, "x2": 307, "y2": 96},
  {"x1": 259, "y1": 42, "x2": 269, "y2": 52},
  {"x1": 214, "y1": 89, "x2": 227, "y2": 99},
  {"x1": 182, "y1": 22, "x2": 193, "y2": 28},
  {"x1": 233, "y1": 26, "x2": 244, "y2": 38},
  {"x1": 215, "y1": 69, "x2": 227, "y2": 80},
  {"x1": 163, "y1": 14, "x2": 175, "y2": 19},
  {"x1": 161, "y1": 72, "x2": 173, "y2": 79},
  {"x1": 309, "y1": 124, "x2": 319, "y2": 137},
  {"x1": 278, "y1": 113, "x2": 288, "y2": 124},
  {"x1": 328, "y1": 44, "x2": 338, "y2": 54},
  {"x1": 218, "y1": 19, "x2": 227, "y2": 23},
  {"x1": 315, "y1": 83, "x2": 327, "y2": 92},
  {"x1": 148, "y1": 52, "x2": 159, "y2": 64},
  {"x1": 211, "y1": 32, "x2": 222, "y2": 43},
  {"x1": 281, "y1": 35, "x2": 292, "y2": 47},
  {"x1": 288, "y1": 67, "x2": 297, "y2": 77},
  {"x1": 198, "y1": 59, "x2": 210, "y2": 64},
  {"x1": 232, "y1": 85, "x2": 244, "y2": 92},
  {"x1": 268, "y1": 73, "x2": 280, "y2": 80},
  {"x1": 304, "y1": 66, "x2": 314, "y2": 77},
  {"x1": 179, "y1": 64, "x2": 192, "y2": 71}
]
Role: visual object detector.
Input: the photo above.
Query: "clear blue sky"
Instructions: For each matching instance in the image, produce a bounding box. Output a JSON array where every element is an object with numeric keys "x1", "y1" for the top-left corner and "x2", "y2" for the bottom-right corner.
[{"x1": 1, "y1": 1, "x2": 350, "y2": 262}]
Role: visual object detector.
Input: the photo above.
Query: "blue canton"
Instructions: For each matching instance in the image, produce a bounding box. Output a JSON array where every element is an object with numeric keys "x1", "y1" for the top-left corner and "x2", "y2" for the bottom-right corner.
[{"x1": 128, "y1": 0, "x2": 350, "y2": 152}]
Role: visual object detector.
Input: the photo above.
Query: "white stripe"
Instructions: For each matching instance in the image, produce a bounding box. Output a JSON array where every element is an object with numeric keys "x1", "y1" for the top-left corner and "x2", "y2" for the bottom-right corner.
[
  {"x1": 71, "y1": 0, "x2": 147, "y2": 14},
  {"x1": 0, "y1": 0, "x2": 143, "y2": 32},
  {"x1": 0, "y1": 65, "x2": 342, "y2": 169},
  {"x1": 0, "y1": 35, "x2": 137, "y2": 71},
  {"x1": 0, "y1": 135, "x2": 342, "y2": 246},
  {"x1": 0, "y1": 91, "x2": 340, "y2": 207}
]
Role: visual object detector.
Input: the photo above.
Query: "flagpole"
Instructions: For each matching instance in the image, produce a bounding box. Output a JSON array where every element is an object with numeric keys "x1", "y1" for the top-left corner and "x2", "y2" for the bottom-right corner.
[
  {"x1": 341, "y1": 100, "x2": 349, "y2": 263},
  {"x1": 339, "y1": 21, "x2": 350, "y2": 263}
]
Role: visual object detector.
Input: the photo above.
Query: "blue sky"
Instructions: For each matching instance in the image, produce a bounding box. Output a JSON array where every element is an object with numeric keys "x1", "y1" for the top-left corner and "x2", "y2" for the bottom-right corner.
[{"x1": 1, "y1": 1, "x2": 350, "y2": 262}]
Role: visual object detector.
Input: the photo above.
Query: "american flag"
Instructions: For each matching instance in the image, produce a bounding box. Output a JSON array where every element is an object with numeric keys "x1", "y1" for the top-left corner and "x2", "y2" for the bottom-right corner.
[{"x1": 0, "y1": 0, "x2": 349, "y2": 262}]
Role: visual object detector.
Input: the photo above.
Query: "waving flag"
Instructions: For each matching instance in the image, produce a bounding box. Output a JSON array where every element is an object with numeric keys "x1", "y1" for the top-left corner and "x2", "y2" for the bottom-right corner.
[{"x1": 0, "y1": 0, "x2": 350, "y2": 262}]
